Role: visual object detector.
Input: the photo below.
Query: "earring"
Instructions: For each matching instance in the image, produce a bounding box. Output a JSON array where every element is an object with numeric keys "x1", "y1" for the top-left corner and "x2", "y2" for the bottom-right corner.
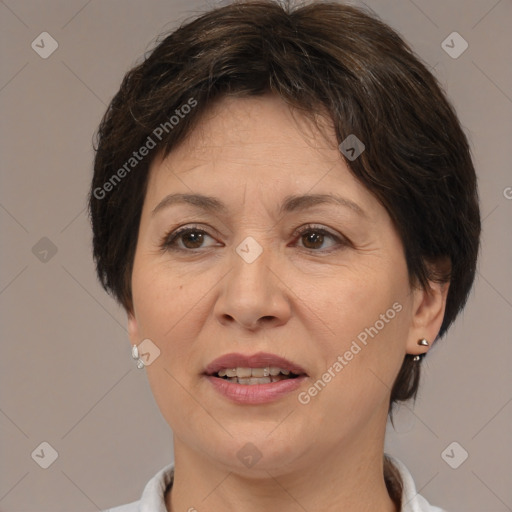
[
  {"x1": 132, "y1": 345, "x2": 144, "y2": 369},
  {"x1": 413, "y1": 338, "x2": 430, "y2": 362}
]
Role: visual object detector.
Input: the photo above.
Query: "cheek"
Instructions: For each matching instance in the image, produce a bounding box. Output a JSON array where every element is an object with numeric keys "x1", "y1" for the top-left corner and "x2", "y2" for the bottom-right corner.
[
  {"x1": 302, "y1": 262, "x2": 409, "y2": 348},
  {"x1": 131, "y1": 257, "x2": 205, "y2": 338},
  {"x1": 134, "y1": 274, "x2": 209, "y2": 432},
  {"x1": 297, "y1": 267, "x2": 411, "y2": 407},
  {"x1": 130, "y1": 261, "x2": 204, "y2": 400}
]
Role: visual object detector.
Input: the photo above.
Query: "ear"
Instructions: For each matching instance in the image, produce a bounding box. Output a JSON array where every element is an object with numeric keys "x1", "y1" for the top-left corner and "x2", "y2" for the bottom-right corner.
[
  {"x1": 406, "y1": 279, "x2": 450, "y2": 356},
  {"x1": 127, "y1": 311, "x2": 141, "y2": 347}
]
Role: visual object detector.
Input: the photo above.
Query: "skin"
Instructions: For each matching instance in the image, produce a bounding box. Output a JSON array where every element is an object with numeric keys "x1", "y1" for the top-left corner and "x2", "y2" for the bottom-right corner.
[{"x1": 127, "y1": 94, "x2": 448, "y2": 512}]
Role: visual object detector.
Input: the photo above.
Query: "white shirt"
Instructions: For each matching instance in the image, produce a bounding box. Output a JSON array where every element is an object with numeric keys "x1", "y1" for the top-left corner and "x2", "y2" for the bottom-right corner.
[{"x1": 104, "y1": 455, "x2": 446, "y2": 512}]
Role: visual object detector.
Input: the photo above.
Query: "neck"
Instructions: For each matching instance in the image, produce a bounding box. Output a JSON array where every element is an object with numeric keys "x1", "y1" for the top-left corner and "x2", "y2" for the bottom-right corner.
[{"x1": 166, "y1": 417, "x2": 399, "y2": 512}]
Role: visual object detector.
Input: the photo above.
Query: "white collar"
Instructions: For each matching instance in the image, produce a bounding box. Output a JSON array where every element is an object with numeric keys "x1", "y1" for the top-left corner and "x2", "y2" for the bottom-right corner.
[{"x1": 385, "y1": 455, "x2": 445, "y2": 512}]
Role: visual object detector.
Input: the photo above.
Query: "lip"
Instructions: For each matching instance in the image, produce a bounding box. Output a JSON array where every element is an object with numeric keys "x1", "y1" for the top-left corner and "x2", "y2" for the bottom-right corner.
[
  {"x1": 203, "y1": 352, "x2": 308, "y2": 405},
  {"x1": 205, "y1": 374, "x2": 308, "y2": 404},
  {"x1": 204, "y1": 352, "x2": 308, "y2": 376}
]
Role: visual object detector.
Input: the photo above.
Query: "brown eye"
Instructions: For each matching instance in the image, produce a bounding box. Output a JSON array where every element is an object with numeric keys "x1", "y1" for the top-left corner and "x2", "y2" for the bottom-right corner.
[
  {"x1": 293, "y1": 224, "x2": 346, "y2": 252},
  {"x1": 161, "y1": 224, "x2": 347, "y2": 253},
  {"x1": 161, "y1": 227, "x2": 218, "y2": 251},
  {"x1": 180, "y1": 230, "x2": 205, "y2": 249},
  {"x1": 301, "y1": 231, "x2": 326, "y2": 250}
]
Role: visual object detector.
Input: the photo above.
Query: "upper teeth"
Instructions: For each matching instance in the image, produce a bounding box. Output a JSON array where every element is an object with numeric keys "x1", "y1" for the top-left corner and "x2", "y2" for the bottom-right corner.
[{"x1": 217, "y1": 367, "x2": 291, "y2": 378}]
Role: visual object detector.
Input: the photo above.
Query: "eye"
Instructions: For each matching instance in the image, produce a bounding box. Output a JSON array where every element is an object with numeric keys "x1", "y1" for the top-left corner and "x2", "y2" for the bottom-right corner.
[
  {"x1": 292, "y1": 224, "x2": 347, "y2": 251},
  {"x1": 160, "y1": 223, "x2": 348, "y2": 253},
  {"x1": 160, "y1": 225, "x2": 219, "y2": 251}
]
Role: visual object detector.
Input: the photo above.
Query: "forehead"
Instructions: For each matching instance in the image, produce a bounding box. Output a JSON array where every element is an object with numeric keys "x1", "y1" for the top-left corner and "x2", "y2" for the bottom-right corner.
[
  {"x1": 187, "y1": 93, "x2": 335, "y2": 150},
  {"x1": 144, "y1": 94, "x2": 380, "y2": 219},
  {"x1": 151, "y1": 94, "x2": 336, "y2": 179}
]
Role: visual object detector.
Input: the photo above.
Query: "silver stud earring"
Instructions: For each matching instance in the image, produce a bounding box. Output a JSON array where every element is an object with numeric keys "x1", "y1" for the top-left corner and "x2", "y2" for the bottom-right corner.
[
  {"x1": 413, "y1": 338, "x2": 430, "y2": 362},
  {"x1": 132, "y1": 345, "x2": 144, "y2": 369}
]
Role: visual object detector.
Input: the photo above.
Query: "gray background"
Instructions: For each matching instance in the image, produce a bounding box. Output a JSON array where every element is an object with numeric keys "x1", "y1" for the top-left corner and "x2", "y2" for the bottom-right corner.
[{"x1": 0, "y1": 0, "x2": 511, "y2": 511}]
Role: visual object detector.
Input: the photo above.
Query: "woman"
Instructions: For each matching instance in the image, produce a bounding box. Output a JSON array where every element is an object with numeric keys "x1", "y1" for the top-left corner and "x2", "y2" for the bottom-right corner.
[{"x1": 90, "y1": 1, "x2": 480, "y2": 510}]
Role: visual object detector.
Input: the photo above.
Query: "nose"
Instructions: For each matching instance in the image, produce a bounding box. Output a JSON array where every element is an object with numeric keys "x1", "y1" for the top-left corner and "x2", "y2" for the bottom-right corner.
[{"x1": 214, "y1": 241, "x2": 292, "y2": 331}]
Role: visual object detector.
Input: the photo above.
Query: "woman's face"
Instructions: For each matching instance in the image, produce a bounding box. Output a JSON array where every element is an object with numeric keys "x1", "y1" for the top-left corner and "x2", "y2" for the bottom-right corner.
[{"x1": 128, "y1": 94, "x2": 438, "y2": 474}]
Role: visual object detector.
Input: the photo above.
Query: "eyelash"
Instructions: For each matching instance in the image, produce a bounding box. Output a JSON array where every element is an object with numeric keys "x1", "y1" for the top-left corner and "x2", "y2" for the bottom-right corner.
[{"x1": 159, "y1": 223, "x2": 349, "y2": 253}]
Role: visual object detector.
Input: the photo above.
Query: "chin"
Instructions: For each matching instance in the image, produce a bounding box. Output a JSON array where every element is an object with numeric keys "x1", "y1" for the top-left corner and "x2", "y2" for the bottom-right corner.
[{"x1": 202, "y1": 428, "x2": 310, "y2": 475}]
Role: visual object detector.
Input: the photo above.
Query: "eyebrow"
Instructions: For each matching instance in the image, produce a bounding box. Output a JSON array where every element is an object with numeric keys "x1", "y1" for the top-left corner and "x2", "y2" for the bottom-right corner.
[{"x1": 151, "y1": 192, "x2": 366, "y2": 218}]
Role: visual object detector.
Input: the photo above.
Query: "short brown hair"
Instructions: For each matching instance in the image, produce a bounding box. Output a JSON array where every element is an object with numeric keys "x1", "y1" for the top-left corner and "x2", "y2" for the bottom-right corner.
[{"x1": 89, "y1": 0, "x2": 480, "y2": 411}]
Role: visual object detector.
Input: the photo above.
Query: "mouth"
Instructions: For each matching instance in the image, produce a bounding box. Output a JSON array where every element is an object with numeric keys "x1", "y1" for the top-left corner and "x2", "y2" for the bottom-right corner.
[
  {"x1": 210, "y1": 366, "x2": 302, "y2": 385},
  {"x1": 204, "y1": 352, "x2": 308, "y2": 385}
]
